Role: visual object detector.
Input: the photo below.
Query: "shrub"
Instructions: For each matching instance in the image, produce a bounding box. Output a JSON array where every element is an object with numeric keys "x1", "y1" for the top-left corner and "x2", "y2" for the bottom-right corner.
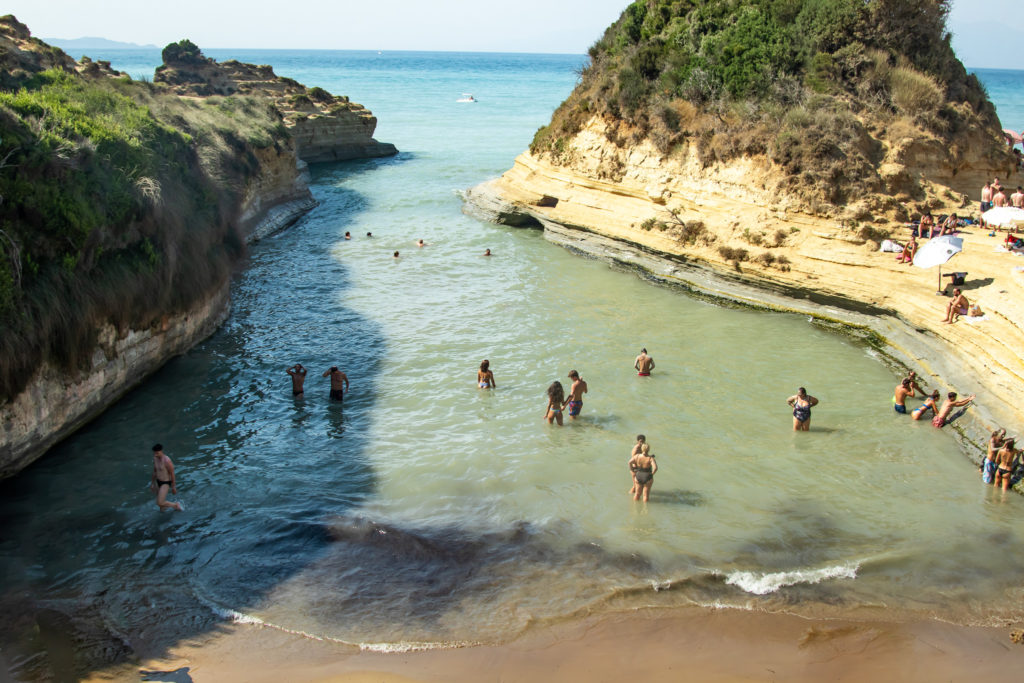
[
  {"x1": 717, "y1": 246, "x2": 749, "y2": 262},
  {"x1": 162, "y1": 39, "x2": 205, "y2": 65},
  {"x1": 888, "y1": 65, "x2": 943, "y2": 115}
]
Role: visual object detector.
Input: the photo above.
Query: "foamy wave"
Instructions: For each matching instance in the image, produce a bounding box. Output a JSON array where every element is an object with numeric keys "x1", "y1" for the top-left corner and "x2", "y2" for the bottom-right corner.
[
  {"x1": 202, "y1": 599, "x2": 475, "y2": 651},
  {"x1": 725, "y1": 563, "x2": 859, "y2": 595}
]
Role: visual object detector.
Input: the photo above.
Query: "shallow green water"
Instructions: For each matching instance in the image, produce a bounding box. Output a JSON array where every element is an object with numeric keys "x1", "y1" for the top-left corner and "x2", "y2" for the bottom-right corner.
[{"x1": 1, "y1": 52, "x2": 1022, "y2": 664}]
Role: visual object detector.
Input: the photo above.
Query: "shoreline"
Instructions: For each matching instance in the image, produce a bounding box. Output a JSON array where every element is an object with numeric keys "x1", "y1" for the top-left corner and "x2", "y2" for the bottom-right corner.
[
  {"x1": 94, "y1": 605, "x2": 1024, "y2": 682},
  {"x1": 463, "y1": 167, "x2": 1024, "y2": 471}
]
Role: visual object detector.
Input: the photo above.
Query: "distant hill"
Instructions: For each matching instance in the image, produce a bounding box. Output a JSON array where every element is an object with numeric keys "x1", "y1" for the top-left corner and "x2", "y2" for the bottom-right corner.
[{"x1": 43, "y1": 36, "x2": 159, "y2": 51}]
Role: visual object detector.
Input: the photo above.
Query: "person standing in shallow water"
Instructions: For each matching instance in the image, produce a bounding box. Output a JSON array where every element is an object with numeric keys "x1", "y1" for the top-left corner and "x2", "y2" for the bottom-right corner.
[
  {"x1": 629, "y1": 442, "x2": 657, "y2": 502},
  {"x1": 635, "y1": 348, "x2": 655, "y2": 376},
  {"x1": 150, "y1": 444, "x2": 183, "y2": 512},
  {"x1": 787, "y1": 387, "x2": 818, "y2": 431},
  {"x1": 287, "y1": 363, "x2": 307, "y2": 397},
  {"x1": 477, "y1": 359, "x2": 496, "y2": 388},
  {"x1": 892, "y1": 378, "x2": 915, "y2": 414},
  {"x1": 322, "y1": 366, "x2": 349, "y2": 402},
  {"x1": 565, "y1": 370, "x2": 587, "y2": 419},
  {"x1": 545, "y1": 381, "x2": 565, "y2": 426}
]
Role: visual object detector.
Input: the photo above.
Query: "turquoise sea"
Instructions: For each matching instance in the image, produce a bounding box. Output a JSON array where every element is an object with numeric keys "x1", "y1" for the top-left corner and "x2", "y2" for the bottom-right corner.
[{"x1": 2, "y1": 50, "x2": 1024, "y2": 676}]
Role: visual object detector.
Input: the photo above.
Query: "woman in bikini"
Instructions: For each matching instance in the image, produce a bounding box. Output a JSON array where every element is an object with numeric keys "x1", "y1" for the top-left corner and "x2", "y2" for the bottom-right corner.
[
  {"x1": 477, "y1": 359, "x2": 496, "y2": 389},
  {"x1": 995, "y1": 438, "x2": 1019, "y2": 491},
  {"x1": 628, "y1": 434, "x2": 646, "y2": 496},
  {"x1": 628, "y1": 443, "x2": 657, "y2": 502},
  {"x1": 910, "y1": 390, "x2": 941, "y2": 421},
  {"x1": 786, "y1": 387, "x2": 818, "y2": 431},
  {"x1": 545, "y1": 381, "x2": 565, "y2": 426}
]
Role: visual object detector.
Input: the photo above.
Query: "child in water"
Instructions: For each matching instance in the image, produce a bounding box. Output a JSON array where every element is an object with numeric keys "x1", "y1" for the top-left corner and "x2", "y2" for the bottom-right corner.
[{"x1": 545, "y1": 381, "x2": 565, "y2": 426}]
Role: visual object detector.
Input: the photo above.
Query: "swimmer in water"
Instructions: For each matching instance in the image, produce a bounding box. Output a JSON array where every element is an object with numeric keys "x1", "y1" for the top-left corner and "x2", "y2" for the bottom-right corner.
[
  {"x1": 628, "y1": 443, "x2": 657, "y2": 502},
  {"x1": 545, "y1": 381, "x2": 565, "y2": 426},
  {"x1": 477, "y1": 359, "x2": 496, "y2": 388},
  {"x1": 150, "y1": 444, "x2": 183, "y2": 512}
]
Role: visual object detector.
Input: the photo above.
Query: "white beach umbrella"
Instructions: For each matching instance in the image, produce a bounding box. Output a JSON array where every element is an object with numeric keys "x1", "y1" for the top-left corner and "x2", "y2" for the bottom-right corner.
[
  {"x1": 982, "y1": 206, "x2": 1024, "y2": 228},
  {"x1": 913, "y1": 234, "x2": 964, "y2": 294}
]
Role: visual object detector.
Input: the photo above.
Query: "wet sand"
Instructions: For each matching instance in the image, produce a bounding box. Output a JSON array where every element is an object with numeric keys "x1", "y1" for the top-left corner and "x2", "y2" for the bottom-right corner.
[{"x1": 100, "y1": 607, "x2": 1024, "y2": 682}]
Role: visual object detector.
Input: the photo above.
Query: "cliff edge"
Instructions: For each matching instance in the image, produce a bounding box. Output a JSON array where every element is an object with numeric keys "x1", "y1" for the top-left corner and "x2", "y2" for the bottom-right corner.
[
  {"x1": 466, "y1": 0, "x2": 1024, "y2": 446},
  {"x1": 0, "y1": 24, "x2": 392, "y2": 479}
]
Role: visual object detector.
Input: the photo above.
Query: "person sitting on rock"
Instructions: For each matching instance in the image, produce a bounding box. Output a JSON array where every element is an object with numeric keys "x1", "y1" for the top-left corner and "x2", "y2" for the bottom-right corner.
[
  {"x1": 896, "y1": 235, "x2": 918, "y2": 264},
  {"x1": 940, "y1": 288, "x2": 969, "y2": 324},
  {"x1": 938, "y1": 213, "x2": 959, "y2": 236}
]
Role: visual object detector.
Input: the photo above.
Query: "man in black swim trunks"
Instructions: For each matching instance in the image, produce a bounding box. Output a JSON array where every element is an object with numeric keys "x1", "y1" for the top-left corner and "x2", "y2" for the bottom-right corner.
[
  {"x1": 150, "y1": 444, "x2": 183, "y2": 512},
  {"x1": 322, "y1": 366, "x2": 349, "y2": 402},
  {"x1": 287, "y1": 363, "x2": 307, "y2": 396}
]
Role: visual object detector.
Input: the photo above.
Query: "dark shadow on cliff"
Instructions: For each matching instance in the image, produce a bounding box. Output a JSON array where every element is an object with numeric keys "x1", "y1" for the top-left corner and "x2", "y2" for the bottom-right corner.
[{"x1": 0, "y1": 159, "x2": 390, "y2": 681}]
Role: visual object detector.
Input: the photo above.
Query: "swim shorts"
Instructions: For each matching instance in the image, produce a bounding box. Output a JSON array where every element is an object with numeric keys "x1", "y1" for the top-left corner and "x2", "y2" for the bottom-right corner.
[
  {"x1": 637, "y1": 372, "x2": 651, "y2": 377},
  {"x1": 330, "y1": 389, "x2": 344, "y2": 401},
  {"x1": 894, "y1": 403, "x2": 907, "y2": 414},
  {"x1": 567, "y1": 400, "x2": 582, "y2": 417},
  {"x1": 932, "y1": 415, "x2": 945, "y2": 428}
]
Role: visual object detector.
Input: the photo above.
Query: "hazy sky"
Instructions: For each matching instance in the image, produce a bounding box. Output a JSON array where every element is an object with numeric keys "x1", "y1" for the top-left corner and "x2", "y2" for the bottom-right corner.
[{"x1": 6, "y1": 0, "x2": 1022, "y2": 68}]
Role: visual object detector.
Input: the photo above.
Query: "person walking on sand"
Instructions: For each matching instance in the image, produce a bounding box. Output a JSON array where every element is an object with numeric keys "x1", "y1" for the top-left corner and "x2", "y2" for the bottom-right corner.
[
  {"x1": 994, "y1": 438, "x2": 1020, "y2": 491},
  {"x1": 911, "y1": 390, "x2": 940, "y2": 421},
  {"x1": 150, "y1": 444, "x2": 183, "y2": 512},
  {"x1": 322, "y1": 366, "x2": 349, "y2": 402},
  {"x1": 940, "y1": 288, "x2": 969, "y2": 324},
  {"x1": 287, "y1": 363, "x2": 307, "y2": 397},
  {"x1": 892, "y1": 378, "x2": 916, "y2": 414},
  {"x1": 629, "y1": 443, "x2": 657, "y2": 502},
  {"x1": 545, "y1": 381, "x2": 565, "y2": 426},
  {"x1": 565, "y1": 370, "x2": 588, "y2": 419},
  {"x1": 635, "y1": 348, "x2": 655, "y2": 376},
  {"x1": 787, "y1": 387, "x2": 818, "y2": 431},
  {"x1": 932, "y1": 391, "x2": 974, "y2": 428},
  {"x1": 477, "y1": 359, "x2": 496, "y2": 388}
]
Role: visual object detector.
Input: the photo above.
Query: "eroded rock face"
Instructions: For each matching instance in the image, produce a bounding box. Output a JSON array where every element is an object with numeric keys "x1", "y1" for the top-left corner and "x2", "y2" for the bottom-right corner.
[
  {"x1": 155, "y1": 52, "x2": 397, "y2": 162},
  {"x1": 0, "y1": 288, "x2": 230, "y2": 480}
]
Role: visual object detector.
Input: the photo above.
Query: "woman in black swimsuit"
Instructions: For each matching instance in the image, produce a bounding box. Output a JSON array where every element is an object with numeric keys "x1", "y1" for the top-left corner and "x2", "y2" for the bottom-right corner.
[
  {"x1": 786, "y1": 387, "x2": 819, "y2": 431},
  {"x1": 628, "y1": 443, "x2": 657, "y2": 502}
]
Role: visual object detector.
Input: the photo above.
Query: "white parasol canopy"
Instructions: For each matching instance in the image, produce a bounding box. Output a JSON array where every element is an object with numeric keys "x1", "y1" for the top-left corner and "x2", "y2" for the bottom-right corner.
[
  {"x1": 913, "y1": 234, "x2": 964, "y2": 293},
  {"x1": 982, "y1": 206, "x2": 1024, "y2": 229}
]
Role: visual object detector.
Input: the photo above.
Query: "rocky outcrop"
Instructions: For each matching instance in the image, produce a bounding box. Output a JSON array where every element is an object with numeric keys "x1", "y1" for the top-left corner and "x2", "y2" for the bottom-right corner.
[
  {"x1": 155, "y1": 47, "x2": 397, "y2": 163},
  {"x1": 465, "y1": 139, "x2": 1024, "y2": 458},
  {"x1": 0, "y1": 26, "x2": 394, "y2": 480},
  {"x1": 0, "y1": 288, "x2": 229, "y2": 480}
]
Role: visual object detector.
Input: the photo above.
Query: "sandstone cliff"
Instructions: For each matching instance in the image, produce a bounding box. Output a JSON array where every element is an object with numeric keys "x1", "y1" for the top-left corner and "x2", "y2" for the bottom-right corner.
[
  {"x1": 0, "y1": 25, "x2": 390, "y2": 479},
  {"x1": 465, "y1": 1, "x2": 1024, "y2": 451},
  {"x1": 155, "y1": 41, "x2": 397, "y2": 163}
]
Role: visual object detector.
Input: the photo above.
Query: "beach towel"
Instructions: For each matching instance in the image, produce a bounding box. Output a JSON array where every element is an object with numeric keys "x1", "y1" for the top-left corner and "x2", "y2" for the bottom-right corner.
[{"x1": 961, "y1": 315, "x2": 989, "y2": 324}]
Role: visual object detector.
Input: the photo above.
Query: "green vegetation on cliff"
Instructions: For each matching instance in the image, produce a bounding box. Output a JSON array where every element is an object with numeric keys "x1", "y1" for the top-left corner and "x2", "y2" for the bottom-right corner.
[
  {"x1": 0, "y1": 20, "x2": 288, "y2": 401},
  {"x1": 532, "y1": 0, "x2": 1007, "y2": 208}
]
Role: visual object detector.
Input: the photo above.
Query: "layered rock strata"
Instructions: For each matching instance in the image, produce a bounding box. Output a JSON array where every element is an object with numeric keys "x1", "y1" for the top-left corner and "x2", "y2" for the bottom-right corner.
[
  {"x1": 465, "y1": 137, "x2": 1024, "y2": 460},
  {"x1": 155, "y1": 53, "x2": 397, "y2": 163}
]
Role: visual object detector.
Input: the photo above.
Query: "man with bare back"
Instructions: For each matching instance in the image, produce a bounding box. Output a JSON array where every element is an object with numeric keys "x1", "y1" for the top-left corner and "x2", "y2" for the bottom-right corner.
[
  {"x1": 322, "y1": 366, "x2": 349, "y2": 402},
  {"x1": 634, "y1": 348, "x2": 655, "y2": 376},
  {"x1": 150, "y1": 444, "x2": 183, "y2": 512},
  {"x1": 287, "y1": 363, "x2": 307, "y2": 396},
  {"x1": 564, "y1": 370, "x2": 588, "y2": 419}
]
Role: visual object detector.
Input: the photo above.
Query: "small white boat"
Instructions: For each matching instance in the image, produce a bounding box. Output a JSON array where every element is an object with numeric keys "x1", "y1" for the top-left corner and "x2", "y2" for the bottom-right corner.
[{"x1": 456, "y1": 93, "x2": 477, "y2": 103}]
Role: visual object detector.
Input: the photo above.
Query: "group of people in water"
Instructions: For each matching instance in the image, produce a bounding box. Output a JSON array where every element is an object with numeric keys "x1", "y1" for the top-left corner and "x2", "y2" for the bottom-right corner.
[{"x1": 890, "y1": 371, "x2": 1023, "y2": 489}]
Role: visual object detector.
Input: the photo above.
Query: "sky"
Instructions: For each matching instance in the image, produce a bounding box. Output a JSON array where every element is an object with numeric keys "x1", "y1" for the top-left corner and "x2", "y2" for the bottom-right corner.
[{"x1": 4, "y1": 0, "x2": 1022, "y2": 68}]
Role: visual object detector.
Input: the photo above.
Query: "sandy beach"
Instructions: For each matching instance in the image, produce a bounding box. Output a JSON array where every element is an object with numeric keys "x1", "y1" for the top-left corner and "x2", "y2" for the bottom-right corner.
[{"x1": 101, "y1": 606, "x2": 1024, "y2": 682}]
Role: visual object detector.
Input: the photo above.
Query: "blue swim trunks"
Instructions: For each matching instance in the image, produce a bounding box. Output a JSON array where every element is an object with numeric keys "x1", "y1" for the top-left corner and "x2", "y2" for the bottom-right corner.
[
  {"x1": 894, "y1": 403, "x2": 907, "y2": 414},
  {"x1": 567, "y1": 400, "x2": 582, "y2": 417}
]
